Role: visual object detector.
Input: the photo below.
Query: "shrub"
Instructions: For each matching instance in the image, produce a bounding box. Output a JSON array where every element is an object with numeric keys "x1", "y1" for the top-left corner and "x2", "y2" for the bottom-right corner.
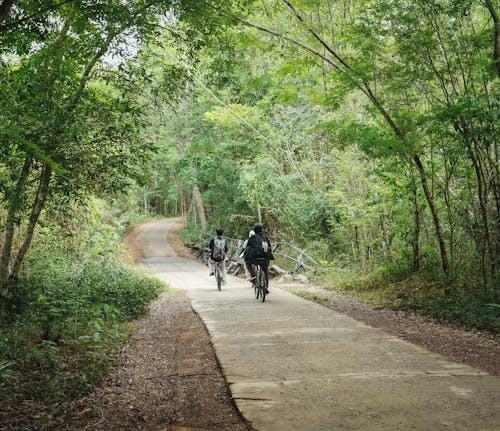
[{"x1": 0, "y1": 252, "x2": 167, "y2": 430}]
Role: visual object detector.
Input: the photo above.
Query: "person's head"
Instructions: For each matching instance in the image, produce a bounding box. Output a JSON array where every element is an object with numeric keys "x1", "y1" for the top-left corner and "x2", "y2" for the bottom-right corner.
[
  {"x1": 253, "y1": 223, "x2": 263, "y2": 234},
  {"x1": 216, "y1": 227, "x2": 224, "y2": 236},
  {"x1": 248, "y1": 230, "x2": 255, "y2": 238}
]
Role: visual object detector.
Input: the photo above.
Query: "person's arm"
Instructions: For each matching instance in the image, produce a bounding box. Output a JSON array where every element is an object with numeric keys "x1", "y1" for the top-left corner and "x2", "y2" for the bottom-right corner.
[
  {"x1": 209, "y1": 237, "x2": 214, "y2": 257},
  {"x1": 266, "y1": 235, "x2": 275, "y2": 259},
  {"x1": 245, "y1": 236, "x2": 256, "y2": 260}
]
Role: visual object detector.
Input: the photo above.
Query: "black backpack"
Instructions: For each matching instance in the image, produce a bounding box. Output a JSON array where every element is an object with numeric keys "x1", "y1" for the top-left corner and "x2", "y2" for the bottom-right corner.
[{"x1": 254, "y1": 234, "x2": 272, "y2": 258}]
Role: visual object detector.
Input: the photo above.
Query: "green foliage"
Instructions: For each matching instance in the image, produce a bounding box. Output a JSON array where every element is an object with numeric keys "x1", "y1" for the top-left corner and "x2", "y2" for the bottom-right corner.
[
  {"x1": 0, "y1": 0, "x2": 253, "y2": 284},
  {"x1": 400, "y1": 290, "x2": 500, "y2": 333},
  {"x1": 0, "y1": 199, "x2": 167, "y2": 429},
  {"x1": 19, "y1": 255, "x2": 164, "y2": 323}
]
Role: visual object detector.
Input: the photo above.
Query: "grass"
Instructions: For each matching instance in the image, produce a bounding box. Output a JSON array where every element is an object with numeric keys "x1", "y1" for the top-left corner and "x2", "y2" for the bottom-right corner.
[{"x1": 289, "y1": 289, "x2": 330, "y2": 303}]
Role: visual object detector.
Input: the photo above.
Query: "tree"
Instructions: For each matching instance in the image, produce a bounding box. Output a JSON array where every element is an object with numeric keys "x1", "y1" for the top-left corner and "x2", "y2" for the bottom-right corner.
[
  {"x1": 0, "y1": 0, "x2": 252, "y2": 283},
  {"x1": 235, "y1": 0, "x2": 499, "y2": 289}
]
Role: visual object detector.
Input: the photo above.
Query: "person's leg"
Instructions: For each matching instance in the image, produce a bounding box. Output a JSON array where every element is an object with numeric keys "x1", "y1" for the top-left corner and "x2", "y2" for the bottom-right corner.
[
  {"x1": 245, "y1": 261, "x2": 256, "y2": 280},
  {"x1": 262, "y1": 260, "x2": 270, "y2": 292},
  {"x1": 221, "y1": 259, "x2": 227, "y2": 283},
  {"x1": 244, "y1": 261, "x2": 251, "y2": 280}
]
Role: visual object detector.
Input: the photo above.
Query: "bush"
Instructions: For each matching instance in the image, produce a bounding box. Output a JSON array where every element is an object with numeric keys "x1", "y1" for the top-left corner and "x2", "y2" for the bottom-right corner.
[{"x1": 0, "y1": 199, "x2": 168, "y2": 430}]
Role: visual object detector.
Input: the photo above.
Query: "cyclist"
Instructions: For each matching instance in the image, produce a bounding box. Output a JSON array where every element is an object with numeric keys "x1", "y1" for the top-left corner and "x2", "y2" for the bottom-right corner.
[
  {"x1": 244, "y1": 223, "x2": 274, "y2": 293},
  {"x1": 208, "y1": 227, "x2": 228, "y2": 284}
]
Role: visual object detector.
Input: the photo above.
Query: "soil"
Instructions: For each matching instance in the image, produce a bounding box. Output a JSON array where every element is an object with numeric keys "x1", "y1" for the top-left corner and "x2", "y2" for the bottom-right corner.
[{"x1": 65, "y1": 219, "x2": 499, "y2": 430}]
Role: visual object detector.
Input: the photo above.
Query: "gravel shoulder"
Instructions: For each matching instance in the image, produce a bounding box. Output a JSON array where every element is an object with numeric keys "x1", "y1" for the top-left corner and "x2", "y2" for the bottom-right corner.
[{"x1": 64, "y1": 291, "x2": 252, "y2": 431}]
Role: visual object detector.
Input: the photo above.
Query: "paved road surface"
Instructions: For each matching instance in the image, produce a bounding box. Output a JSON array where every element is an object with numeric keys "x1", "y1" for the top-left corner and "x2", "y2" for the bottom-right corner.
[{"x1": 138, "y1": 218, "x2": 500, "y2": 431}]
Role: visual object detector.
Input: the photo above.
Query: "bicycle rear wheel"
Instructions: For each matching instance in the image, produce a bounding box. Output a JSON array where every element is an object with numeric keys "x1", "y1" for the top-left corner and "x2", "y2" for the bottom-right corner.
[
  {"x1": 253, "y1": 266, "x2": 260, "y2": 299},
  {"x1": 258, "y1": 269, "x2": 266, "y2": 302},
  {"x1": 216, "y1": 264, "x2": 222, "y2": 291}
]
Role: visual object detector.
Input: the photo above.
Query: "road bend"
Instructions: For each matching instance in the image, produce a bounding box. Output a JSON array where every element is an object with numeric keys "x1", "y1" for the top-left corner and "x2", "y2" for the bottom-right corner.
[{"x1": 138, "y1": 218, "x2": 500, "y2": 431}]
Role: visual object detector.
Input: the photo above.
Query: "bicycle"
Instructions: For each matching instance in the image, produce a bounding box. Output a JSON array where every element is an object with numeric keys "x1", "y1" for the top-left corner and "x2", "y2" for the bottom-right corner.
[
  {"x1": 213, "y1": 259, "x2": 224, "y2": 291},
  {"x1": 252, "y1": 260, "x2": 268, "y2": 302}
]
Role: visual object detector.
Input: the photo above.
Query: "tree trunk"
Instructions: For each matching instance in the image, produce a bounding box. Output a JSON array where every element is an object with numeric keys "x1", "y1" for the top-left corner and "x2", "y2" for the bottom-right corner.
[
  {"x1": 442, "y1": 157, "x2": 455, "y2": 280},
  {"x1": 411, "y1": 178, "x2": 421, "y2": 272},
  {"x1": 468, "y1": 142, "x2": 491, "y2": 288},
  {"x1": 264, "y1": 207, "x2": 278, "y2": 239},
  {"x1": 413, "y1": 154, "x2": 450, "y2": 286},
  {"x1": 11, "y1": 163, "x2": 52, "y2": 277},
  {"x1": 192, "y1": 185, "x2": 208, "y2": 231},
  {"x1": 0, "y1": 156, "x2": 32, "y2": 284},
  {"x1": 454, "y1": 119, "x2": 494, "y2": 286},
  {"x1": 0, "y1": 0, "x2": 15, "y2": 22}
]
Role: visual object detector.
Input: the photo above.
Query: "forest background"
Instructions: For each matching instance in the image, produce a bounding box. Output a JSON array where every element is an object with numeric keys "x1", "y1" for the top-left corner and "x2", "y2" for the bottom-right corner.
[{"x1": 0, "y1": 0, "x2": 499, "y2": 429}]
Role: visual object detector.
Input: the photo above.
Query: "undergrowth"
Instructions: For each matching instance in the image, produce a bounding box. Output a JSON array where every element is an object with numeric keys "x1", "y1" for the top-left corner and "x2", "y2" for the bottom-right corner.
[
  {"x1": 317, "y1": 260, "x2": 500, "y2": 334},
  {"x1": 0, "y1": 200, "x2": 167, "y2": 430}
]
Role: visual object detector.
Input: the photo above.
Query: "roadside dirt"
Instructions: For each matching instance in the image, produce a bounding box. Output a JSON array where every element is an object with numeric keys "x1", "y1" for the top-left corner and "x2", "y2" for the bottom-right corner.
[
  {"x1": 63, "y1": 291, "x2": 252, "y2": 431},
  {"x1": 65, "y1": 219, "x2": 498, "y2": 430}
]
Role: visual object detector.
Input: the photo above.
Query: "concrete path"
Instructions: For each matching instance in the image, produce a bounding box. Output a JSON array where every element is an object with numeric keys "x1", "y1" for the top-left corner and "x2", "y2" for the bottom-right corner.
[{"x1": 138, "y1": 218, "x2": 500, "y2": 431}]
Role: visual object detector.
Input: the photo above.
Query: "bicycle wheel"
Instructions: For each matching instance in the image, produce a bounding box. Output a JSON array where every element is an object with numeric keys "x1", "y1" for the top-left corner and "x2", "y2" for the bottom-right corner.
[
  {"x1": 253, "y1": 266, "x2": 260, "y2": 299},
  {"x1": 216, "y1": 264, "x2": 222, "y2": 291},
  {"x1": 258, "y1": 268, "x2": 266, "y2": 302}
]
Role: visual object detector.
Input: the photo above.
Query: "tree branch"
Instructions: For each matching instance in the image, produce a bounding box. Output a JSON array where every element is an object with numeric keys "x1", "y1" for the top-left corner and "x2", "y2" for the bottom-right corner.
[
  {"x1": 281, "y1": 0, "x2": 353, "y2": 72},
  {"x1": 238, "y1": 17, "x2": 405, "y2": 140},
  {"x1": 0, "y1": 0, "x2": 73, "y2": 32},
  {"x1": 237, "y1": 17, "x2": 342, "y2": 73},
  {"x1": 66, "y1": 0, "x2": 159, "y2": 113},
  {"x1": 484, "y1": 0, "x2": 500, "y2": 79},
  {"x1": 66, "y1": 33, "x2": 114, "y2": 113}
]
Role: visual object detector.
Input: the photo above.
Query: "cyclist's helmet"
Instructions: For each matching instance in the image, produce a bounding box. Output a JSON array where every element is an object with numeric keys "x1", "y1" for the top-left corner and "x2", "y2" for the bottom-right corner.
[
  {"x1": 216, "y1": 227, "x2": 224, "y2": 235},
  {"x1": 253, "y1": 223, "x2": 263, "y2": 234}
]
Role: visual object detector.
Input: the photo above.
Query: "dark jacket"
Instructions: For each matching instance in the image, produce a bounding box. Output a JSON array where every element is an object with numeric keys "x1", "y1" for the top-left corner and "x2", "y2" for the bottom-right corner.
[{"x1": 244, "y1": 233, "x2": 274, "y2": 261}]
